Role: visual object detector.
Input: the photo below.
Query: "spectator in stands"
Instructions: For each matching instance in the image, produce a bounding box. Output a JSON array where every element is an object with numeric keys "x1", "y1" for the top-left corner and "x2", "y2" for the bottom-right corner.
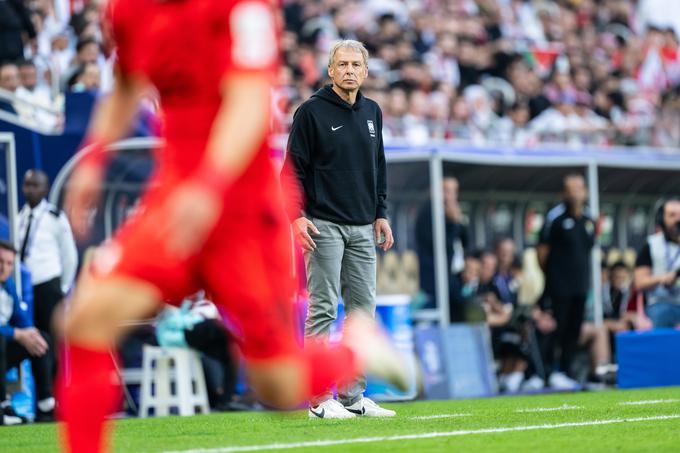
[
  {"x1": 17, "y1": 60, "x2": 50, "y2": 104},
  {"x1": 0, "y1": 240, "x2": 54, "y2": 424},
  {"x1": 449, "y1": 251, "x2": 481, "y2": 322},
  {"x1": 68, "y1": 62, "x2": 101, "y2": 93},
  {"x1": 634, "y1": 198, "x2": 680, "y2": 328},
  {"x1": 493, "y1": 238, "x2": 519, "y2": 306},
  {"x1": 15, "y1": 59, "x2": 57, "y2": 128},
  {"x1": 478, "y1": 249, "x2": 499, "y2": 293},
  {"x1": 538, "y1": 173, "x2": 596, "y2": 390},
  {"x1": 492, "y1": 101, "x2": 535, "y2": 146},
  {"x1": 603, "y1": 261, "x2": 635, "y2": 331},
  {"x1": 0, "y1": 0, "x2": 36, "y2": 64},
  {"x1": 0, "y1": 62, "x2": 20, "y2": 114},
  {"x1": 61, "y1": 37, "x2": 101, "y2": 90},
  {"x1": 415, "y1": 175, "x2": 469, "y2": 309},
  {"x1": 18, "y1": 170, "x2": 78, "y2": 345}
]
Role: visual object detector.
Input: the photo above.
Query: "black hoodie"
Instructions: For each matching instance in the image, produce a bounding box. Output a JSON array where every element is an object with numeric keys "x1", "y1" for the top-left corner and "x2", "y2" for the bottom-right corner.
[{"x1": 284, "y1": 85, "x2": 387, "y2": 225}]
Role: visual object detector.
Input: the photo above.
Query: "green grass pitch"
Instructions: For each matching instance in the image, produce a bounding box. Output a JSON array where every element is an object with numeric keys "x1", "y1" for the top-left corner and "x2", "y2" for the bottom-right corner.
[{"x1": 3, "y1": 387, "x2": 679, "y2": 452}]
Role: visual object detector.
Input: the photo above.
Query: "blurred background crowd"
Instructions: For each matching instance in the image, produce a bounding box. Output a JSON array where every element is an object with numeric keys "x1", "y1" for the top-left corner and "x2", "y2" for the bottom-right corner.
[{"x1": 2, "y1": 0, "x2": 680, "y2": 147}]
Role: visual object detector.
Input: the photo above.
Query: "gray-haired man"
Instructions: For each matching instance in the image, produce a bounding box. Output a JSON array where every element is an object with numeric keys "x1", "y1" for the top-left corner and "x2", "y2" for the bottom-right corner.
[{"x1": 284, "y1": 40, "x2": 396, "y2": 419}]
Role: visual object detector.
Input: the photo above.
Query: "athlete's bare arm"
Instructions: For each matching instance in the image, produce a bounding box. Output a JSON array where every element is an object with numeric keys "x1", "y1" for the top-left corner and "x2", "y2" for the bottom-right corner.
[
  {"x1": 65, "y1": 74, "x2": 149, "y2": 239},
  {"x1": 87, "y1": 74, "x2": 149, "y2": 144},
  {"x1": 204, "y1": 73, "x2": 271, "y2": 177}
]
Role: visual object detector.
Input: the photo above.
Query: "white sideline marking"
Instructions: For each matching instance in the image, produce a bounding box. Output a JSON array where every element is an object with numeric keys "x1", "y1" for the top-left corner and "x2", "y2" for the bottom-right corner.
[
  {"x1": 410, "y1": 413, "x2": 472, "y2": 420},
  {"x1": 619, "y1": 399, "x2": 679, "y2": 406},
  {"x1": 515, "y1": 404, "x2": 582, "y2": 413},
  {"x1": 162, "y1": 414, "x2": 680, "y2": 453}
]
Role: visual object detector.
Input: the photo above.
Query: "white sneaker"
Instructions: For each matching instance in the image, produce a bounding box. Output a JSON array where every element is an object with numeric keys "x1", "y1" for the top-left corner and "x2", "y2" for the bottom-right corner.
[
  {"x1": 499, "y1": 372, "x2": 525, "y2": 393},
  {"x1": 343, "y1": 313, "x2": 410, "y2": 392},
  {"x1": 308, "y1": 399, "x2": 356, "y2": 419},
  {"x1": 521, "y1": 375, "x2": 545, "y2": 391},
  {"x1": 1, "y1": 414, "x2": 23, "y2": 426},
  {"x1": 548, "y1": 372, "x2": 580, "y2": 391},
  {"x1": 345, "y1": 397, "x2": 396, "y2": 417}
]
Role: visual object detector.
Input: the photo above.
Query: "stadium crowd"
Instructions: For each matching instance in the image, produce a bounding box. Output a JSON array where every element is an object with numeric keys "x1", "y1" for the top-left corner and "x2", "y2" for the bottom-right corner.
[{"x1": 1, "y1": 0, "x2": 680, "y2": 147}]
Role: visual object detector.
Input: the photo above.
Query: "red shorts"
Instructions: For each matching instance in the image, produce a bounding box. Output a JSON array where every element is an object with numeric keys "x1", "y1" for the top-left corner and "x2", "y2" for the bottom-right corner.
[{"x1": 98, "y1": 169, "x2": 299, "y2": 361}]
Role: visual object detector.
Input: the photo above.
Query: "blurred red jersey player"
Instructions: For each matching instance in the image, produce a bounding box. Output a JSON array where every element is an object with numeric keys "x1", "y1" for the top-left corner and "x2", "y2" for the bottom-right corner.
[{"x1": 59, "y1": 1, "x2": 408, "y2": 452}]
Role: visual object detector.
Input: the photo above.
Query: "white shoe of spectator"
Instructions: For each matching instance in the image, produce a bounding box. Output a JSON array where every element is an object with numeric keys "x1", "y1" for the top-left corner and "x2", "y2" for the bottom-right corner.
[
  {"x1": 345, "y1": 397, "x2": 396, "y2": 417},
  {"x1": 343, "y1": 313, "x2": 410, "y2": 392},
  {"x1": 1, "y1": 414, "x2": 24, "y2": 426},
  {"x1": 499, "y1": 372, "x2": 525, "y2": 393},
  {"x1": 548, "y1": 372, "x2": 580, "y2": 391},
  {"x1": 308, "y1": 399, "x2": 356, "y2": 419},
  {"x1": 521, "y1": 375, "x2": 545, "y2": 391}
]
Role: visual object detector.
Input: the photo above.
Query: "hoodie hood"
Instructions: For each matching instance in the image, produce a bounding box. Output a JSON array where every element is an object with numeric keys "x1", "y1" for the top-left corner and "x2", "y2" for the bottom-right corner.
[{"x1": 311, "y1": 84, "x2": 365, "y2": 111}]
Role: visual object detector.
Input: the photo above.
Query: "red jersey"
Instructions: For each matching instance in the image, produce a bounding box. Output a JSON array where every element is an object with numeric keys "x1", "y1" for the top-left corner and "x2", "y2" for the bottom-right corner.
[{"x1": 108, "y1": 0, "x2": 279, "y2": 185}]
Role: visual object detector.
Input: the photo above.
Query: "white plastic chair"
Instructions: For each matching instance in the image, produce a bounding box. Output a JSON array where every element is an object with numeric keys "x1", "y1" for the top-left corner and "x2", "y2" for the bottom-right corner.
[{"x1": 138, "y1": 345, "x2": 210, "y2": 417}]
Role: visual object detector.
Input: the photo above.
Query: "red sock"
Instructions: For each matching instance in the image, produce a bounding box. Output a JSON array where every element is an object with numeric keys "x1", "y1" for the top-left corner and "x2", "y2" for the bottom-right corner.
[
  {"x1": 304, "y1": 340, "x2": 360, "y2": 401},
  {"x1": 57, "y1": 343, "x2": 121, "y2": 453}
]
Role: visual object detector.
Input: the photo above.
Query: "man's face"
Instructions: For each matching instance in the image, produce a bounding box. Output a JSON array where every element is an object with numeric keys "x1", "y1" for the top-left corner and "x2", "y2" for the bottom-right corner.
[
  {"x1": 611, "y1": 267, "x2": 630, "y2": 290},
  {"x1": 19, "y1": 64, "x2": 37, "y2": 90},
  {"x1": 0, "y1": 65, "x2": 20, "y2": 92},
  {"x1": 663, "y1": 200, "x2": 680, "y2": 238},
  {"x1": 480, "y1": 254, "x2": 497, "y2": 283},
  {"x1": 0, "y1": 248, "x2": 16, "y2": 283},
  {"x1": 79, "y1": 43, "x2": 99, "y2": 64},
  {"x1": 563, "y1": 175, "x2": 588, "y2": 207},
  {"x1": 22, "y1": 171, "x2": 48, "y2": 208},
  {"x1": 328, "y1": 48, "x2": 367, "y2": 93},
  {"x1": 496, "y1": 239, "x2": 516, "y2": 269},
  {"x1": 462, "y1": 257, "x2": 480, "y2": 284},
  {"x1": 80, "y1": 63, "x2": 101, "y2": 90},
  {"x1": 442, "y1": 177, "x2": 459, "y2": 205}
]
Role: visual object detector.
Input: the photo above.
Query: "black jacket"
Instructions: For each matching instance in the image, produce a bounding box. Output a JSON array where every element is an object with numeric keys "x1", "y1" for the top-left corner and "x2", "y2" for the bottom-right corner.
[
  {"x1": 284, "y1": 85, "x2": 387, "y2": 225},
  {"x1": 415, "y1": 203, "x2": 469, "y2": 303},
  {"x1": 0, "y1": 0, "x2": 36, "y2": 63}
]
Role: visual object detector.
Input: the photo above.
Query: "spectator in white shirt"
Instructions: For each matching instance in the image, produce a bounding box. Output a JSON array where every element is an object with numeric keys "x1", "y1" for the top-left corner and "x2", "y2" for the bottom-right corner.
[
  {"x1": 15, "y1": 59, "x2": 58, "y2": 129},
  {"x1": 18, "y1": 170, "x2": 77, "y2": 338}
]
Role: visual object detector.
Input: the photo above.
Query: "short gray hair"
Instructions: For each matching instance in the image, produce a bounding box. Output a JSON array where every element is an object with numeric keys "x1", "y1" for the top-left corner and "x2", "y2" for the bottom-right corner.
[{"x1": 328, "y1": 40, "x2": 369, "y2": 67}]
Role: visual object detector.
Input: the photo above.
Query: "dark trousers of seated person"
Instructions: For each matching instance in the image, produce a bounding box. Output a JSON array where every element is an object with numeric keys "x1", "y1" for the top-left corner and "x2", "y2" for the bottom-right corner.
[
  {"x1": 184, "y1": 319, "x2": 237, "y2": 406},
  {"x1": 0, "y1": 332, "x2": 53, "y2": 404},
  {"x1": 33, "y1": 278, "x2": 63, "y2": 379},
  {"x1": 542, "y1": 294, "x2": 586, "y2": 378},
  {"x1": 33, "y1": 277, "x2": 64, "y2": 334}
]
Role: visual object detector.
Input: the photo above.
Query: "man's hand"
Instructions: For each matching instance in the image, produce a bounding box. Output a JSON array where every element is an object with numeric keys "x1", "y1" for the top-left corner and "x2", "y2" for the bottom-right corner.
[
  {"x1": 292, "y1": 217, "x2": 320, "y2": 252},
  {"x1": 14, "y1": 327, "x2": 48, "y2": 357},
  {"x1": 444, "y1": 199, "x2": 462, "y2": 223},
  {"x1": 155, "y1": 180, "x2": 222, "y2": 259},
  {"x1": 64, "y1": 164, "x2": 104, "y2": 241},
  {"x1": 659, "y1": 271, "x2": 678, "y2": 286},
  {"x1": 374, "y1": 218, "x2": 394, "y2": 251},
  {"x1": 533, "y1": 309, "x2": 557, "y2": 333}
]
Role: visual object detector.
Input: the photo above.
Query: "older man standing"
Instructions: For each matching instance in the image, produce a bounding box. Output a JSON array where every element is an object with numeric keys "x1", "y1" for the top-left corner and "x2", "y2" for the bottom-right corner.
[{"x1": 284, "y1": 40, "x2": 396, "y2": 419}]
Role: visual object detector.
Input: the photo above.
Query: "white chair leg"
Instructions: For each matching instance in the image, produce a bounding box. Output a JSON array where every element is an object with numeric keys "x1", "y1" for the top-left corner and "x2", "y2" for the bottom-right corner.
[
  {"x1": 139, "y1": 345, "x2": 154, "y2": 418},
  {"x1": 190, "y1": 352, "x2": 210, "y2": 414}
]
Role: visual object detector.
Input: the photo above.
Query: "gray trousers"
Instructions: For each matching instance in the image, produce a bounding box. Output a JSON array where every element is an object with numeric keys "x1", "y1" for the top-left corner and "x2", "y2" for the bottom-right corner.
[{"x1": 304, "y1": 217, "x2": 377, "y2": 406}]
